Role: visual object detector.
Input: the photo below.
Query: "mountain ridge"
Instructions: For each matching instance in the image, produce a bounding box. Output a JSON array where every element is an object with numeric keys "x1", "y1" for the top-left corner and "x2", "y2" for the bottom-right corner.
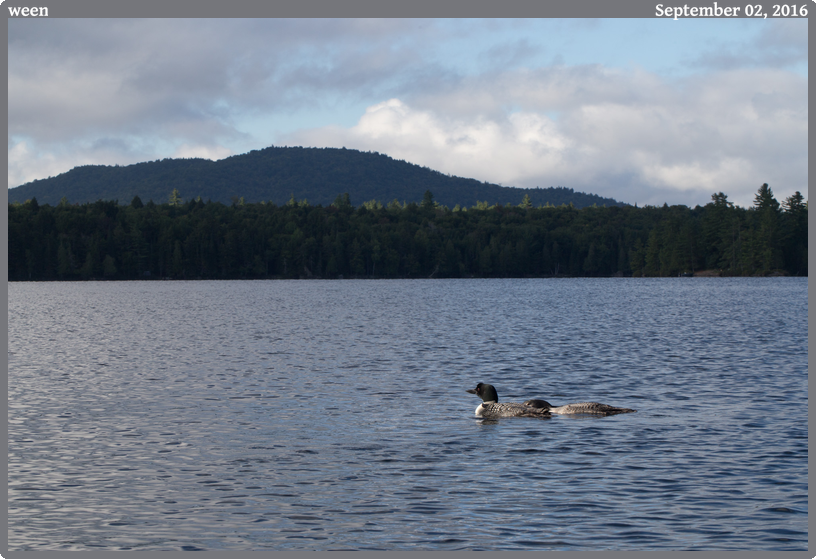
[{"x1": 7, "y1": 146, "x2": 626, "y2": 208}]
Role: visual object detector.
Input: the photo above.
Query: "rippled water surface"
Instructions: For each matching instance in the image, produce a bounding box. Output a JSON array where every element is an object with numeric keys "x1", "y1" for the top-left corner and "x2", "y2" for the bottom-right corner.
[{"x1": 8, "y1": 278, "x2": 808, "y2": 550}]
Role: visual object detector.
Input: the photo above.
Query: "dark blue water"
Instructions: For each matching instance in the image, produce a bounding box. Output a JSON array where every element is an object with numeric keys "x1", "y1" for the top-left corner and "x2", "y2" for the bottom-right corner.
[{"x1": 7, "y1": 278, "x2": 808, "y2": 550}]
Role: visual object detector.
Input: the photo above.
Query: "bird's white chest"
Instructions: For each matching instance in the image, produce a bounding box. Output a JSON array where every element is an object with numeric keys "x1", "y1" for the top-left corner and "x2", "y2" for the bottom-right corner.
[{"x1": 475, "y1": 403, "x2": 494, "y2": 417}]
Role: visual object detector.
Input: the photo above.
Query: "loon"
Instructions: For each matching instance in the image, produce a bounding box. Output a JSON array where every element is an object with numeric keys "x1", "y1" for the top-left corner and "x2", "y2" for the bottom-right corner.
[
  {"x1": 523, "y1": 397, "x2": 636, "y2": 415},
  {"x1": 466, "y1": 383, "x2": 551, "y2": 419}
]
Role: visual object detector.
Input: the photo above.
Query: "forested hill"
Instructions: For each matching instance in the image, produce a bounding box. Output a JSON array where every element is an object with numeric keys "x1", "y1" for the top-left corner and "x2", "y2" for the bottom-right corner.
[{"x1": 7, "y1": 146, "x2": 625, "y2": 209}]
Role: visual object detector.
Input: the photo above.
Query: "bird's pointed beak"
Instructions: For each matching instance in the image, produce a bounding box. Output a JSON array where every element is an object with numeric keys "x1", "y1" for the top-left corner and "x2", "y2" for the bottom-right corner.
[{"x1": 466, "y1": 388, "x2": 477, "y2": 394}]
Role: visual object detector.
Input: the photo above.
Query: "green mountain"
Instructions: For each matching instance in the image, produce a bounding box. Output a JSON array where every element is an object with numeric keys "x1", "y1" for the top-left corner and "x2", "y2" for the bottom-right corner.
[{"x1": 7, "y1": 146, "x2": 625, "y2": 208}]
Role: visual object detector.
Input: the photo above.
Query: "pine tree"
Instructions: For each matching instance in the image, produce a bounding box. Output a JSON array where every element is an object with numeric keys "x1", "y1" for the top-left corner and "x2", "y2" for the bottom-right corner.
[
  {"x1": 753, "y1": 183, "x2": 782, "y2": 273},
  {"x1": 782, "y1": 191, "x2": 808, "y2": 275},
  {"x1": 169, "y1": 189, "x2": 182, "y2": 206},
  {"x1": 421, "y1": 190, "x2": 435, "y2": 210},
  {"x1": 702, "y1": 192, "x2": 737, "y2": 272},
  {"x1": 783, "y1": 191, "x2": 806, "y2": 214},
  {"x1": 754, "y1": 183, "x2": 780, "y2": 212},
  {"x1": 333, "y1": 193, "x2": 352, "y2": 209}
]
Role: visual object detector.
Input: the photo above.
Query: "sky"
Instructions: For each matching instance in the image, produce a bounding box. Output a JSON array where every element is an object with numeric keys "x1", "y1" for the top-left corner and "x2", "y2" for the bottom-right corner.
[{"x1": 7, "y1": 17, "x2": 808, "y2": 208}]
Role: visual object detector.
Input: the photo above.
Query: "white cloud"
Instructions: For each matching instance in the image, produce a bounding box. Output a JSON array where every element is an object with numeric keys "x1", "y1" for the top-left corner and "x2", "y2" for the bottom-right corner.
[
  {"x1": 172, "y1": 144, "x2": 233, "y2": 161},
  {"x1": 7, "y1": 137, "x2": 235, "y2": 188},
  {"x1": 286, "y1": 66, "x2": 807, "y2": 208},
  {"x1": 7, "y1": 140, "x2": 61, "y2": 187},
  {"x1": 288, "y1": 99, "x2": 570, "y2": 186},
  {"x1": 7, "y1": 139, "x2": 125, "y2": 188}
]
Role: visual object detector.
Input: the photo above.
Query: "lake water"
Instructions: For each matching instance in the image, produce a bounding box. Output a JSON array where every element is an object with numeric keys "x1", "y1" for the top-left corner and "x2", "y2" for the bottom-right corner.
[{"x1": 7, "y1": 278, "x2": 808, "y2": 551}]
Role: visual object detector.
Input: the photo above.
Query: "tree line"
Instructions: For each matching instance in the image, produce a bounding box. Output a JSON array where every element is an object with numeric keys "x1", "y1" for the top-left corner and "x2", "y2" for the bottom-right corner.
[{"x1": 8, "y1": 184, "x2": 807, "y2": 281}]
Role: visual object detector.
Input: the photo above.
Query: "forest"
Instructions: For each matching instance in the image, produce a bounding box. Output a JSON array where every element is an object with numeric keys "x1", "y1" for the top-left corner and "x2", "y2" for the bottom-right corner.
[{"x1": 7, "y1": 184, "x2": 807, "y2": 281}]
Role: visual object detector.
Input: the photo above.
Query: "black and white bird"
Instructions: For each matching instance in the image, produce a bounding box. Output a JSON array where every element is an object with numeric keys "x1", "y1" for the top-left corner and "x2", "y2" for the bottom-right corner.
[
  {"x1": 466, "y1": 383, "x2": 551, "y2": 419},
  {"x1": 467, "y1": 383, "x2": 636, "y2": 418}
]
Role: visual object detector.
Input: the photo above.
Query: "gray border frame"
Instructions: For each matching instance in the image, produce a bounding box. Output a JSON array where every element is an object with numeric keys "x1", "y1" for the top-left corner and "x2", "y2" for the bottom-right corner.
[
  {"x1": 0, "y1": 0, "x2": 790, "y2": 18},
  {"x1": 4, "y1": 1, "x2": 811, "y2": 557}
]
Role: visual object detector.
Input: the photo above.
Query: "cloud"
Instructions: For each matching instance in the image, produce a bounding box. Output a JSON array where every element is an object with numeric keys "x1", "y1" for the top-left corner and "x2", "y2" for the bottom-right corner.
[
  {"x1": 688, "y1": 19, "x2": 808, "y2": 72},
  {"x1": 478, "y1": 38, "x2": 543, "y2": 71},
  {"x1": 7, "y1": 19, "x2": 444, "y2": 160},
  {"x1": 8, "y1": 19, "x2": 441, "y2": 142},
  {"x1": 7, "y1": 19, "x2": 808, "y2": 208},
  {"x1": 288, "y1": 98, "x2": 570, "y2": 182},
  {"x1": 8, "y1": 136, "x2": 144, "y2": 188},
  {"x1": 9, "y1": 20, "x2": 262, "y2": 144},
  {"x1": 8, "y1": 140, "x2": 60, "y2": 187},
  {"x1": 172, "y1": 144, "x2": 233, "y2": 161},
  {"x1": 7, "y1": 19, "x2": 463, "y2": 188},
  {"x1": 7, "y1": 136, "x2": 235, "y2": 188},
  {"x1": 285, "y1": 65, "x2": 807, "y2": 208}
]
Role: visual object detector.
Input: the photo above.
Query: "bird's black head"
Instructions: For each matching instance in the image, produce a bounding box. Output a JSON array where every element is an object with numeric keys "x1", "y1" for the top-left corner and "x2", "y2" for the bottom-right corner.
[{"x1": 466, "y1": 383, "x2": 499, "y2": 403}]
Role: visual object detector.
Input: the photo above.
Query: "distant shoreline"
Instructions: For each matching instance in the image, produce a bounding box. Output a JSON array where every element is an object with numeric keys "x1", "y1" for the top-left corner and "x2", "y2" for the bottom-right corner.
[{"x1": 9, "y1": 272, "x2": 799, "y2": 282}]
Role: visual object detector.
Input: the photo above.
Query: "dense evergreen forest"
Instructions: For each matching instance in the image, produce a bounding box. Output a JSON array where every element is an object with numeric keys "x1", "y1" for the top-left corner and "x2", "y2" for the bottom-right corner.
[
  {"x1": 8, "y1": 184, "x2": 807, "y2": 281},
  {"x1": 7, "y1": 146, "x2": 624, "y2": 209}
]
